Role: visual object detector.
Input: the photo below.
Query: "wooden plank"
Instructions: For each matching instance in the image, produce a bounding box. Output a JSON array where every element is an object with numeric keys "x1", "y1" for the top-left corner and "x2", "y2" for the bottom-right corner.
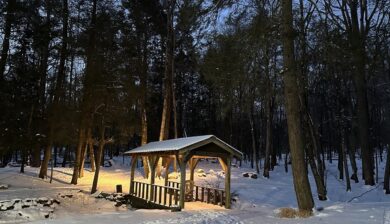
[
  {"x1": 214, "y1": 189, "x2": 218, "y2": 205},
  {"x1": 174, "y1": 189, "x2": 178, "y2": 206},
  {"x1": 220, "y1": 190, "x2": 224, "y2": 206},
  {"x1": 133, "y1": 181, "x2": 137, "y2": 196},
  {"x1": 201, "y1": 187, "x2": 204, "y2": 202},
  {"x1": 163, "y1": 187, "x2": 167, "y2": 206},
  {"x1": 146, "y1": 184, "x2": 149, "y2": 200},
  {"x1": 154, "y1": 185, "x2": 157, "y2": 202},
  {"x1": 195, "y1": 186, "x2": 199, "y2": 201},
  {"x1": 169, "y1": 191, "x2": 172, "y2": 207},
  {"x1": 207, "y1": 188, "x2": 211, "y2": 203},
  {"x1": 142, "y1": 183, "x2": 145, "y2": 199},
  {"x1": 159, "y1": 186, "x2": 162, "y2": 204}
]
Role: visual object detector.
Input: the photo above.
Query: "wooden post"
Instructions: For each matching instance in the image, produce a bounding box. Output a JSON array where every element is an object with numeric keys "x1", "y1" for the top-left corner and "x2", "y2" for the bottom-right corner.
[
  {"x1": 148, "y1": 155, "x2": 159, "y2": 201},
  {"x1": 129, "y1": 155, "x2": 138, "y2": 194},
  {"x1": 164, "y1": 158, "x2": 172, "y2": 186},
  {"x1": 178, "y1": 155, "x2": 186, "y2": 209},
  {"x1": 188, "y1": 158, "x2": 198, "y2": 200},
  {"x1": 189, "y1": 158, "x2": 199, "y2": 183},
  {"x1": 224, "y1": 156, "x2": 231, "y2": 209}
]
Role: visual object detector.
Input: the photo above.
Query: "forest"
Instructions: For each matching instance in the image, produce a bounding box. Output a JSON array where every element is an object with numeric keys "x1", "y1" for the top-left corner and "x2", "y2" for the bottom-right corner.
[{"x1": 0, "y1": 0, "x2": 390, "y2": 216}]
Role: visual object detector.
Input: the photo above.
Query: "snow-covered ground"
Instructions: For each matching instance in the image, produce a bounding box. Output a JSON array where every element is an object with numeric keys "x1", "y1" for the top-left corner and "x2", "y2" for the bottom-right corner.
[{"x1": 0, "y1": 155, "x2": 389, "y2": 223}]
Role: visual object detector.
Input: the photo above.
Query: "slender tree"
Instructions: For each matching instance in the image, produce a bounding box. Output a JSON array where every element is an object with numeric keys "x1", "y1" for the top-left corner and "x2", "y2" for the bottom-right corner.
[{"x1": 281, "y1": 0, "x2": 314, "y2": 211}]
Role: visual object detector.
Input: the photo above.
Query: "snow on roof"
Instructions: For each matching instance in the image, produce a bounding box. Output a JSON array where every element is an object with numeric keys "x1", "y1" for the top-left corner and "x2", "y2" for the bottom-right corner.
[{"x1": 124, "y1": 135, "x2": 242, "y2": 158}]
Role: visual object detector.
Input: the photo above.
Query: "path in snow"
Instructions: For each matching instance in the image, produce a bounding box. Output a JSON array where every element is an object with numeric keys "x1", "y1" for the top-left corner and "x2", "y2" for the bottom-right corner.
[
  {"x1": 143, "y1": 211, "x2": 243, "y2": 224},
  {"x1": 385, "y1": 210, "x2": 390, "y2": 224}
]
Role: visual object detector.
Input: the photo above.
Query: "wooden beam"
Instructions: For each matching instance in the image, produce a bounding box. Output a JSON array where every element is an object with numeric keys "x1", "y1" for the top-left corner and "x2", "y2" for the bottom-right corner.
[
  {"x1": 224, "y1": 156, "x2": 231, "y2": 209},
  {"x1": 183, "y1": 150, "x2": 229, "y2": 162},
  {"x1": 129, "y1": 155, "x2": 138, "y2": 194},
  {"x1": 177, "y1": 155, "x2": 186, "y2": 209},
  {"x1": 218, "y1": 157, "x2": 227, "y2": 172},
  {"x1": 192, "y1": 155, "x2": 218, "y2": 159}
]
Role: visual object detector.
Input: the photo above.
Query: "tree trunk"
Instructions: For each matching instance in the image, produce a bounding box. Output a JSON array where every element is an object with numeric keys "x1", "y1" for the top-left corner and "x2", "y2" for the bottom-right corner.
[
  {"x1": 40, "y1": 0, "x2": 66, "y2": 179},
  {"x1": 284, "y1": 151, "x2": 289, "y2": 173},
  {"x1": 88, "y1": 139, "x2": 95, "y2": 172},
  {"x1": 384, "y1": 148, "x2": 390, "y2": 194},
  {"x1": 338, "y1": 138, "x2": 344, "y2": 180},
  {"x1": 159, "y1": 0, "x2": 175, "y2": 142},
  {"x1": 71, "y1": 128, "x2": 85, "y2": 184},
  {"x1": 62, "y1": 146, "x2": 68, "y2": 167},
  {"x1": 349, "y1": 1, "x2": 374, "y2": 186},
  {"x1": 31, "y1": 144, "x2": 41, "y2": 167},
  {"x1": 72, "y1": 0, "x2": 97, "y2": 184},
  {"x1": 264, "y1": 88, "x2": 273, "y2": 177},
  {"x1": 249, "y1": 109, "x2": 259, "y2": 174},
  {"x1": 39, "y1": 144, "x2": 52, "y2": 178},
  {"x1": 306, "y1": 143, "x2": 327, "y2": 200},
  {"x1": 157, "y1": 0, "x2": 176, "y2": 177},
  {"x1": 281, "y1": 0, "x2": 314, "y2": 211},
  {"x1": 22, "y1": 104, "x2": 35, "y2": 173},
  {"x1": 347, "y1": 131, "x2": 359, "y2": 183},
  {"x1": 0, "y1": 0, "x2": 16, "y2": 80},
  {"x1": 79, "y1": 142, "x2": 87, "y2": 178},
  {"x1": 91, "y1": 119, "x2": 106, "y2": 194},
  {"x1": 139, "y1": 30, "x2": 149, "y2": 178},
  {"x1": 342, "y1": 132, "x2": 351, "y2": 191},
  {"x1": 54, "y1": 146, "x2": 57, "y2": 167}
]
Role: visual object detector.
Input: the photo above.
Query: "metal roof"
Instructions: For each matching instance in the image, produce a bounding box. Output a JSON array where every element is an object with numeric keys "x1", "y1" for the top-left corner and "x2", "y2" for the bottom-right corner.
[{"x1": 124, "y1": 135, "x2": 242, "y2": 158}]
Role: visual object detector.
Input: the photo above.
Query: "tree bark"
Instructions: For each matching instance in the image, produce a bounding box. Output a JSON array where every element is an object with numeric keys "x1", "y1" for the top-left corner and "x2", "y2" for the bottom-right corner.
[
  {"x1": 91, "y1": 118, "x2": 106, "y2": 194},
  {"x1": 79, "y1": 142, "x2": 87, "y2": 178},
  {"x1": 21, "y1": 104, "x2": 35, "y2": 173},
  {"x1": 71, "y1": 128, "x2": 85, "y2": 184},
  {"x1": 157, "y1": 0, "x2": 176, "y2": 177},
  {"x1": 281, "y1": 0, "x2": 314, "y2": 211},
  {"x1": 39, "y1": 0, "x2": 67, "y2": 179},
  {"x1": 71, "y1": 0, "x2": 97, "y2": 184},
  {"x1": 31, "y1": 144, "x2": 41, "y2": 167},
  {"x1": 306, "y1": 142, "x2": 327, "y2": 200},
  {"x1": 139, "y1": 30, "x2": 149, "y2": 178},
  {"x1": 338, "y1": 137, "x2": 344, "y2": 180},
  {"x1": 249, "y1": 108, "x2": 259, "y2": 174},
  {"x1": 159, "y1": 0, "x2": 175, "y2": 142},
  {"x1": 384, "y1": 148, "x2": 390, "y2": 194},
  {"x1": 88, "y1": 138, "x2": 95, "y2": 172},
  {"x1": 347, "y1": 131, "x2": 359, "y2": 183},
  {"x1": 0, "y1": 0, "x2": 16, "y2": 80},
  {"x1": 348, "y1": 0, "x2": 374, "y2": 186},
  {"x1": 62, "y1": 146, "x2": 68, "y2": 167},
  {"x1": 263, "y1": 101, "x2": 273, "y2": 177},
  {"x1": 342, "y1": 132, "x2": 351, "y2": 191}
]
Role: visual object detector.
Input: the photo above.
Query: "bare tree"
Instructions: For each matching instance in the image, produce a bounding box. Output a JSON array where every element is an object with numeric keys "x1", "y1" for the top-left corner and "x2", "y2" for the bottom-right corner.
[{"x1": 281, "y1": 0, "x2": 314, "y2": 211}]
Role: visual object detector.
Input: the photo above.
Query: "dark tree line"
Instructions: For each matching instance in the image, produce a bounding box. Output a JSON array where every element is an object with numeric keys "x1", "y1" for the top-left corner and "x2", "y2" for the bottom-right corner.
[{"x1": 0, "y1": 0, "x2": 389, "y2": 212}]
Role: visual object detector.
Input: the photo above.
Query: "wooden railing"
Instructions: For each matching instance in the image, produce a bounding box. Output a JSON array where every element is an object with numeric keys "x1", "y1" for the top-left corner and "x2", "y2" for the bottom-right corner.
[
  {"x1": 167, "y1": 180, "x2": 180, "y2": 189},
  {"x1": 167, "y1": 180, "x2": 225, "y2": 207},
  {"x1": 193, "y1": 185, "x2": 225, "y2": 206},
  {"x1": 131, "y1": 180, "x2": 180, "y2": 207}
]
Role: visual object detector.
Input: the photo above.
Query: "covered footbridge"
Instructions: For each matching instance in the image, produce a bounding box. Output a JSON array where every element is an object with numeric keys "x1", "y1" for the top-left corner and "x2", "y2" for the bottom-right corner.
[{"x1": 125, "y1": 135, "x2": 242, "y2": 210}]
